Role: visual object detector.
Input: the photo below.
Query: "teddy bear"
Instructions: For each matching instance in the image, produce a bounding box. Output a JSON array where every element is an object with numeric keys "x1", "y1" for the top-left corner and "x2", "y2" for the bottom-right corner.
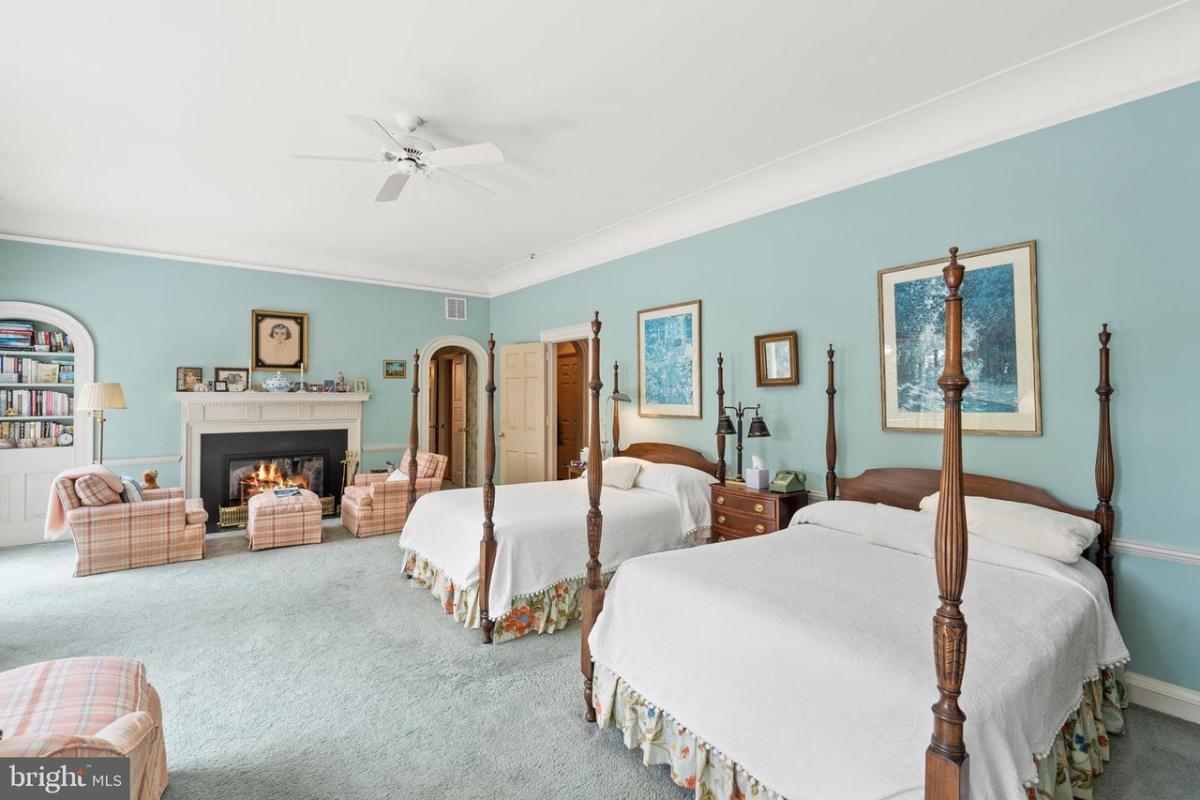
[{"x1": 141, "y1": 470, "x2": 159, "y2": 490}]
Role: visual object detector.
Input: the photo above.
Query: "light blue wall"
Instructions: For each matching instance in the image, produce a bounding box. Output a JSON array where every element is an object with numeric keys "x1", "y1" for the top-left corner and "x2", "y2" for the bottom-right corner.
[
  {"x1": 492, "y1": 83, "x2": 1200, "y2": 691},
  {"x1": 0, "y1": 240, "x2": 489, "y2": 482}
]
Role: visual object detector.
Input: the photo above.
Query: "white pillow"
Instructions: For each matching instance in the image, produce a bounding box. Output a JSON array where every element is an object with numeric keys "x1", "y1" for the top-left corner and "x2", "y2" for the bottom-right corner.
[
  {"x1": 919, "y1": 492, "x2": 1099, "y2": 564},
  {"x1": 863, "y1": 504, "x2": 936, "y2": 556},
  {"x1": 789, "y1": 500, "x2": 879, "y2": 535},
  {"x1": 600, "y1": 457, "x2": 643, "y2": 490},
  {"x1": 385, "y1": 469, "x2": 410, "y2": 483},
  {"x1": 633, "y1": 461, "x2": 715, "y2": 496}
]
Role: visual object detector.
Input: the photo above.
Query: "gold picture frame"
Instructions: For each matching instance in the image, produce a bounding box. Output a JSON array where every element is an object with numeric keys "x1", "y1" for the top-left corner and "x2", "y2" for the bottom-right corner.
[
  {"x1": 382, "y1": 359, "x2": 407, "y2": 379},
  {"x1": 754, "y1": 331, "x2": 799, "y2": 387},
  {"x1": 877, "y1": 241, "x2": 1041, "y2": 435},
  {"x1": 251, "y1": 310, "x2": 308, "y2": 372},
  {"x1": 637, "y1": 299, "x2": 702, "y2": 418}
]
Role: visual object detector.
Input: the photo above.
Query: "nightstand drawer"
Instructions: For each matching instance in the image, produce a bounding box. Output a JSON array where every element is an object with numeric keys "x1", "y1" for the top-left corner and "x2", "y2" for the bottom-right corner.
[
  {"x1": 712, "y1": 510, "x2": 773, "y2": 538},
  {"x1": 711, "y1": 489, "x2": 775, "y2": 519}
]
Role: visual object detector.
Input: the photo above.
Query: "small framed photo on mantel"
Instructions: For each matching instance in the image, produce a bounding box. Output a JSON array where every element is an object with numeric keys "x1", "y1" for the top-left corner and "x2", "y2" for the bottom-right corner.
[{"x1": 754, "y1": 331, "x2": 799, "y2": 387}]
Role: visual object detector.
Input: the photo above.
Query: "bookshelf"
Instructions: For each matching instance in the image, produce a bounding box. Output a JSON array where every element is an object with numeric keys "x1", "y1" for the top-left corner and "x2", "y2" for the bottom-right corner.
[{"x1": 0, "y1": 302, "x2": 95, "y2": 547}]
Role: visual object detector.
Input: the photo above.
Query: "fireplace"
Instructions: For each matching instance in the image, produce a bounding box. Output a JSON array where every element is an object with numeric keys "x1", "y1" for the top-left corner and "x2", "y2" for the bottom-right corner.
[{"x1": 198, "y1": 429, "x2": 348, "y2": 532}]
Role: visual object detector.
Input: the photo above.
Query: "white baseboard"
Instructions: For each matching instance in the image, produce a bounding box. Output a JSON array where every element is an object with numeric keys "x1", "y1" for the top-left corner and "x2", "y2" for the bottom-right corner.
[{"x1": 1126, "y1": 671, "x2": 1200, "y2": 725}]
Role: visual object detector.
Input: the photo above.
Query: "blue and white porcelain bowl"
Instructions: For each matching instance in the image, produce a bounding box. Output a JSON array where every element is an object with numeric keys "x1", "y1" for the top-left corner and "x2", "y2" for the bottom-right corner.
[{"x1": 263, "y1": 371, "x2": 293, "y2": 393}]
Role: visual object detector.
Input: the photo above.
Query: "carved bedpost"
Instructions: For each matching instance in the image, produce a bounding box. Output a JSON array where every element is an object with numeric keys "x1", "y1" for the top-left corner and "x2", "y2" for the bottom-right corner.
[
  {"x1": 825, "y1": 345, "x2": 837, "y2": 500},
  {"x1": 581, "y1": 312, "x2": 604, "y2": 722},
  {"x1": 926, "y1": 248, "x2": 970, "y2": 800},
  {"x1": 480, "y1": 336, "x2": 498, "y2": 644},
  {"x1": 716, "y1": 353, "x2": 727, "y2": 484},
  {"x1": 1095, "y1": 324, "x2": 1115, "y2": 607},
  {"x1": 611, "y1": 361, "x2": 622, "y2": 455},
  {"x1": 408, "y1": 349, "x2": 420, "y2": 512}
]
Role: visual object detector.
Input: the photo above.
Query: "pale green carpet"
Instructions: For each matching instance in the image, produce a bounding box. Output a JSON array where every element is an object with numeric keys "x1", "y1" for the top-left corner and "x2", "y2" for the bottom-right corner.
[{"x1": 1, "y1": 522, "x2": 1196, "y2": 799}]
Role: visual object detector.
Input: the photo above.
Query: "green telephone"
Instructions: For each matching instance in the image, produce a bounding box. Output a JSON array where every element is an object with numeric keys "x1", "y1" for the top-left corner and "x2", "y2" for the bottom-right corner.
[{"x1": 769, "y1": 470, "x2": 806, "y2": 493}]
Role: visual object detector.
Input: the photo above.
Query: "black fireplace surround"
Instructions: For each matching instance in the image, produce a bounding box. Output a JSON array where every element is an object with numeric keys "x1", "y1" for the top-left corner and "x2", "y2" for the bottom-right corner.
[{"x1": 199, "y1": 429, "x2": 347, "y2": 532}]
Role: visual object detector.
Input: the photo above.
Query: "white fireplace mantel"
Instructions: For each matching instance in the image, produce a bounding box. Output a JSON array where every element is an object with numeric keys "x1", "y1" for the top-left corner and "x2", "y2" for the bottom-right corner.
[{"x1": 176, "y1": 391, "x2": 369, "y2": 497}]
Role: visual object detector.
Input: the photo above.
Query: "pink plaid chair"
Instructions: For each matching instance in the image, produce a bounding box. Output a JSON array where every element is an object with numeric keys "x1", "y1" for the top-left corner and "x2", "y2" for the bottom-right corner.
[
  {"x1": 0, "y1": 657, "x2": 169, "y2": 800},
  {"x1": 54, "y1": 477, "x2": 207, "y2": 577},
  {"x1": 340, "y1": 450, "x2": 448, "y2": 537}
]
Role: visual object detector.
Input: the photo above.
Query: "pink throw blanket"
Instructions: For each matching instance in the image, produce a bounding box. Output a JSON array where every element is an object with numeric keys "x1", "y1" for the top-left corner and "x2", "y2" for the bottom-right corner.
[{"x1": 44, "y1": 465, "x2": 124, "y2": 541}]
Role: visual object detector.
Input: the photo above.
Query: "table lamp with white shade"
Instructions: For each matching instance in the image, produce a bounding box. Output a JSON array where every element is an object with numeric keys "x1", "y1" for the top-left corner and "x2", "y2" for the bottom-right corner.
[{"x1": 77, "y1": 383, "x2": 126, "y2": 464}]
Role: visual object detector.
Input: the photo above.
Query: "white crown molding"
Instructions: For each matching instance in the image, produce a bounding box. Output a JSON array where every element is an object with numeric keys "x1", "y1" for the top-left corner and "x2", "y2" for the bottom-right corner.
[
  {"x1": 1126, "y1": 671, "x2": 1200, "y2": 725},
  {"x1": 487, "y1": 1, "x2": 1200, "y2": 297},
  {"x1": 0, "y1": 233, "x2": 491, "y2": 299},
  {"x1": 1112, "y1": 538, "x2": 1200, "y2": 567}
]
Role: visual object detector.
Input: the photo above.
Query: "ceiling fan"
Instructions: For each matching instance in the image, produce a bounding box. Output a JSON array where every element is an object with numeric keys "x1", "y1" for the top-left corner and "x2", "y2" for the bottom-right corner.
[{"x1": 294, "y1": 112, "x2": 503, "y2": 202}]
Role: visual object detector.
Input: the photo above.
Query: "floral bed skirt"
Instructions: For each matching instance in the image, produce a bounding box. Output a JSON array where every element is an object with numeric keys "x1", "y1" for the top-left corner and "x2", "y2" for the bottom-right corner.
[
  {"x1": 401, "y1": 549, "x2": 613, "y2": 643},
  {"x1": 592, "y1": 663, "x2": 1128, "y2": 800}
]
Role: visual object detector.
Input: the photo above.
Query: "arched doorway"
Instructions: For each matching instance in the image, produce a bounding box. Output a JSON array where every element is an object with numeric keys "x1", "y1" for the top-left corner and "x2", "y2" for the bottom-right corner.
[{"x1": 417, "y1": 335, "x2": 487, "y2": 487}]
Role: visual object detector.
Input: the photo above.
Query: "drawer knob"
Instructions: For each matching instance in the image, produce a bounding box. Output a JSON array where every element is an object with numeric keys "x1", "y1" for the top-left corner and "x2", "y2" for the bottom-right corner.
[
  {"x1": 754, "y1": 503, "x2": 764, "y2": 513},
  {"x1": 717, "y1": 515, "x2": 726, "y2": 524},
  {"x1": 754, "y1": 524, "x2": 765, "y2": 534},
  {"x1": 716, "y1": 496, "x2": 725, "y2": 505}
]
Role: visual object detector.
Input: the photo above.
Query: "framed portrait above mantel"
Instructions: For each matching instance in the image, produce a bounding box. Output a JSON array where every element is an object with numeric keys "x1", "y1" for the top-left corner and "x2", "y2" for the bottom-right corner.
[
  {"x1": 637, "y1": 299, "x2": 701, "y2": 418},
  {"x1": 878, "y1": 241, "x2": 1041, "y2": 435},
  {"x1": 754, "y1": 331, "x2": 799, "y2": 386},
  {"x1": 252, "y1": 309, "x2": 308, "y2": 372}
]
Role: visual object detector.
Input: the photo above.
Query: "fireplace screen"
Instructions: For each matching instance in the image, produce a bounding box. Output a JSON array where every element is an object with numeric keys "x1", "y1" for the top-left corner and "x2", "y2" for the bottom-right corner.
[{"x1": 227, "y1": 454, "x2": 324, "y2": 506}]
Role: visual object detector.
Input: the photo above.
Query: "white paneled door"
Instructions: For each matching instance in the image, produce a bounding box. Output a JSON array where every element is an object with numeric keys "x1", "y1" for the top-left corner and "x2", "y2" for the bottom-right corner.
[{"x1": 498, "y1": 343, "x2": 546, "y2": 484}]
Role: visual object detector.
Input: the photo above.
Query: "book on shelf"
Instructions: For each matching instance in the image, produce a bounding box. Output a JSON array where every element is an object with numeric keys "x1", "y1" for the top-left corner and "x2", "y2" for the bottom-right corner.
[
  {"x1": 1, "y1": 388, "x2": 74, "y2": 416},
  {"x1": 0, "y1": 356, "x2": 74, "y2": 384},
  {"x1": 0, "y1": 419, "x2": 72, "y2": 446},
  {"x1": 0, "y1": 322, "x2": 73, "y2": 353}
]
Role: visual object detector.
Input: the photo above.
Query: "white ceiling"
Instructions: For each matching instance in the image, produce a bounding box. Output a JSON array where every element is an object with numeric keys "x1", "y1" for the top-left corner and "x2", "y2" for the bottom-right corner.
[{"x1": 2, "y1": 1, "x2": 1198, "y2": 296}]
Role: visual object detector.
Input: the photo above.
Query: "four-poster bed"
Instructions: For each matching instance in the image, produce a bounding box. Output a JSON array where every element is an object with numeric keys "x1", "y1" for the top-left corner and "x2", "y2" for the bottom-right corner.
[
  {"x1": 398, "y1": 313, "x2": 721, "y2": 644},
  {"x1": 580, "y1": 249, "x2": 1127, "y2": 800}
]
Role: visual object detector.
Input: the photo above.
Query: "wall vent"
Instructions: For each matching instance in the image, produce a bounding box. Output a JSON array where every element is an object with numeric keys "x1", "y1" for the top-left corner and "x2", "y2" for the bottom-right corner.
[{"x1": 444, "y1": 296, "x2": 467, "y2": 321}]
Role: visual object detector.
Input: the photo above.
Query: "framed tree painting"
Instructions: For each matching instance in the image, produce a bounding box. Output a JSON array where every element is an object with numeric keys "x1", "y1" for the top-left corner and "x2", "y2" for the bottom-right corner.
[
  {"x1": 638, "y1": 299, "x2": 701, "y2": 418},
  {"x1": 251, "y1": 310, "x2": 308, "y2": 372},
  {"x1": 878, "y1": 241, "x2": 1041, "y2": 435}
]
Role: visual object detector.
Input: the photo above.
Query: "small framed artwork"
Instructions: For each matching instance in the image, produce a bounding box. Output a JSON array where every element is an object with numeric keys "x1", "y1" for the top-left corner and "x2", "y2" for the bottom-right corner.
[
  {"x1": 754, "y1": 331, "x2": 799, "y2": 387},
  {"x1": 214, "y1": 380, "x2": 229, "y2": 392},
  {"x1": 252, "y1": 309, "x2": 308, "y2": 372},
  {"x1": 323, "y1": 380, "x2": 335, "y2": 393},
  {"x1": 878, "y1": 240, "x2": 1041, "y2": 435},
  {"x1": 383, "y1": 359, "x2": 407, "y2": 379},
  {"x1": 637, "y1": 299, "x2": 702, "y2": 418},
  {"x1": 176, "y1": 367, "x2": 203, "y2": 392},
  {"x1": 214, "y1": 367, "x2": 249, "y2": 392},
  {"x1": 352, "y1": 378, "x2": 369, "y2": 393}
]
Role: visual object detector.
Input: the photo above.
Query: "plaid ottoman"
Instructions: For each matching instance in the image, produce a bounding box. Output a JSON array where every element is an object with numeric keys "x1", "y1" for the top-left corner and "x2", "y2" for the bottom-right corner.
[{"x1": 245, "y1": 489, "x2": 323, "y2": 551}]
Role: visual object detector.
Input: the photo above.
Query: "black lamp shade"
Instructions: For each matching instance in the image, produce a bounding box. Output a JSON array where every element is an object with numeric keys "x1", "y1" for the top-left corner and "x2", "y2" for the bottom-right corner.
[
  {"x1": 716, "y1": 414, "x2": 736, "y2": 436},
  {"x1": 747, "y1": 415, "x2": 770, "y2": 438}
]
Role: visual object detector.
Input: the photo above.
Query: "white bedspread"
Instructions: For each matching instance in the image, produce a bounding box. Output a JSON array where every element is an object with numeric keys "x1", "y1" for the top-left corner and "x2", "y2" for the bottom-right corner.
[
  {"x1": 399, "y1": 478, "x2": 706, "y2": 614},
  {"x1": 588, "y1": 525, "x2": 1128, "y2": 799}
]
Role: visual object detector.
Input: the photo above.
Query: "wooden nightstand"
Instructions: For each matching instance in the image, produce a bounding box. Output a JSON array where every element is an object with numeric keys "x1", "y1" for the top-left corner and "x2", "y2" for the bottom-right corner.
[
  {"x1": 566, "y1": 460, "x2": 586, "y2": 479},
  {"x1": 710, "y1": 482, "x2": 808, "y2": 542}
]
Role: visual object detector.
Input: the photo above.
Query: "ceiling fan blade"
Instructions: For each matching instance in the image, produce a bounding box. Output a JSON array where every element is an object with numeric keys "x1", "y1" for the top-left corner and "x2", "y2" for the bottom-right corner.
[
  {"x1": 426, "y1": 168, "x2": 493, "y2": 201},
  {"x1": 347, "y1": 114, "x2": 403, "y2": 150},
  {"x1": 293, "y1": 154, "x2": 379, "y2": 163},
  {"x1": 374, "y1": 171, "x2": 410, "y2": 202},
  {"x1": 421, "y1": 142, "x2": 504, "y2": 169}
]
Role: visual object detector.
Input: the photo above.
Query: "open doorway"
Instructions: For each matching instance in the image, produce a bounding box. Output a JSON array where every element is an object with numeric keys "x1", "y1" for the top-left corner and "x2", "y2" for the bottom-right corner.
[
  {"x1": 554, "y1": 340, "x2": 588, "y2": 479},
  {"x1": 426, "y1": 345, "x2": 478, "y2": 487}
]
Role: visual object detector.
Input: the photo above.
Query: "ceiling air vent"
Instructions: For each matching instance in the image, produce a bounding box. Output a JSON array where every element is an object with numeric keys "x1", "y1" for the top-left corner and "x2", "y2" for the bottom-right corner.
[{"x1": 445, "y1": 297, "x2": 467, "y2": 321}]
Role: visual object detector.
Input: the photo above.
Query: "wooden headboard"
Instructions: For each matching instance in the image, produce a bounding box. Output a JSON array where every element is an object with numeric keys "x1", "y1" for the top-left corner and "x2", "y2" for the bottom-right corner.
[
  {"x1": 838, "y1": 467, "x2": 1096, "y2": 521},
  {"x1": 614, "y1": 442, "x2": 719, "y2": 476}
]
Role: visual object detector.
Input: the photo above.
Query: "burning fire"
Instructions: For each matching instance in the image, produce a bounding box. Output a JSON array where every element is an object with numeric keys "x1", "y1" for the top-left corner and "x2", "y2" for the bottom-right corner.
[{"x1": 240, "y1": 460, "x2": 309, "y2": 501}]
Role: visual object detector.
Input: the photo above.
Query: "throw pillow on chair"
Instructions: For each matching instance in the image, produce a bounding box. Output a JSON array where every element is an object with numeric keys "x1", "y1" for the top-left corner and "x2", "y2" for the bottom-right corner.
[{"x1": 75, "y1": 474, "x2": 121, "y2": 506}]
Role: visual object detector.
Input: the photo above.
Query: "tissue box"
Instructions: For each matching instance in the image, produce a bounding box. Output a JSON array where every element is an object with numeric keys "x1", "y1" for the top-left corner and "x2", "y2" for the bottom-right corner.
[{"x1": 744, "y1": 467, "x2": 770, "y2": 490}]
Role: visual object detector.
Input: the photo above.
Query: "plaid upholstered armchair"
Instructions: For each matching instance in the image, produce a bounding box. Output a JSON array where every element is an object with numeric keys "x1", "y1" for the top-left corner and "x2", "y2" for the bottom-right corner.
[
  {"x1": 52, "y1": 475, "x2": 207, "y2": 577},
  {"x1": 340, "y1": 450, "x2": 448, "y2": 537}
]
